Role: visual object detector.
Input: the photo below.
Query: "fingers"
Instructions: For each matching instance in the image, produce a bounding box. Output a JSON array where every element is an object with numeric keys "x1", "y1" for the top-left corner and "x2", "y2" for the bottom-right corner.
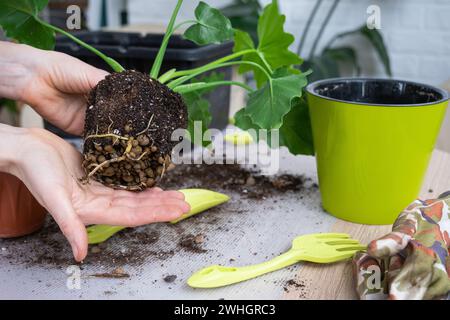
[
  {"x1": 81, "y1": 202, "x2": 187, "y2": 226},
  {"x1": 109, "y1": 193, "x2": 188, "y2": 209},
  {"x1": 49, "y1": 51, "x2": 108, "y2": 94},
  {"x1": 163, "y1": 190, "x2": 185, "y2": 200},
  {"x1": 44, "y1": 189, "x2": 89, "y2": 262},
  {"x1": 85, "y1": 67, "x2": 109, "y2": 90},
  {"x1": 55, "y1": 214, "x2": 89, "y2": 262},
  {"x1": 77, "y1": 187, "x2": 190, "y2": 226}
]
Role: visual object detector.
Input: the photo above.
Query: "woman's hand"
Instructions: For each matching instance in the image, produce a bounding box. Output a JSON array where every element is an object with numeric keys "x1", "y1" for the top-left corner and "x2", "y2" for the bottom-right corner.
[
  {"x1": 0, "y1": 41, "x2": 108, "y2": 135},
  {"x1": 1, "y1": 125, "x2": 190, "y2": 261}
]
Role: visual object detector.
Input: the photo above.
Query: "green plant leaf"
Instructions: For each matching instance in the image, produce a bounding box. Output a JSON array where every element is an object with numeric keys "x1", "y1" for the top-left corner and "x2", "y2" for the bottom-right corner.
[
  {"x1": 278, "y1": 97, "x2": 314, "y2": 155},
  {"x1": 233, "y1": 29, "x2": 255, "y2": 53},
  {"x1": 233, "y1": 0, "x2": 301, "y2": 87},
  {"x1": 183, "y1": 1, "x2": 234, "y2": 45},
  {"x1": 244, "y1": 68, "x2": 309, "y2": 129},
  {"x1": 234, "y1": 96, "x2": 314, "y2": 155},
  {"x1": 0, "y1": 0, "x2": 55, "y2": 50},
  {"x1": 359, "y1": 26, "x2": 391, "y2": 76}
]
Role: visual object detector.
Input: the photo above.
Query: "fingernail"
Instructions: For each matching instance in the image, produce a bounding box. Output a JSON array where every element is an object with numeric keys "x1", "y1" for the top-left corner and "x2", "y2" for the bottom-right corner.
[{"x1": 71, "y1": 243, "x2": 80, "y2": 261}]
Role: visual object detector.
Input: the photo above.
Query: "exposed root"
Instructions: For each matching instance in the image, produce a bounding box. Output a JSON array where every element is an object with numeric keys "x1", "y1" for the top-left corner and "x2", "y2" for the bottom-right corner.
[
  {"x1": 126, "y1": 151, "x2": 148, "y2": 162},
  {"x1": 137, "y1": 114, "x2": 154, "y2": 136},
  {"x1": 160, "y1": 162, "x2": 166, "y2": 180},
  {"x1": 106, "y1": 183, "x2": 147, "y2": 191},
  {"x1": 87, "y1": 156, "x2": 125, "y2": 179},
  {"x1": 85, "y1": 133, "x2": 129, "y2": 142},
  {"x1": 82, "y1": 138, "x2": 133, "y2": 184}
]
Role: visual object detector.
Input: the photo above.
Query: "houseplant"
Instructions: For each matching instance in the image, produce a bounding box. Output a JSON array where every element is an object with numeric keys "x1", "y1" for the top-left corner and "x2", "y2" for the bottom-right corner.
[
  {"x1": 297, "y1": 0, "x2": 391, "y2": 81},
  {"x1": 221, "y1": 0, "x2": 392, "y2": 81},
  {"x1": 0, "y1": 0, "x2": 312, "y2": 192}
]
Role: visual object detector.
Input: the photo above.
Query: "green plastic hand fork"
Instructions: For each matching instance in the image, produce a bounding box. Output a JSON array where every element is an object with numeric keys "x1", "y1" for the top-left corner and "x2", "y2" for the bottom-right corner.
[{"x1": 187, "y1": 233, "x2": 366, "y2": 289}]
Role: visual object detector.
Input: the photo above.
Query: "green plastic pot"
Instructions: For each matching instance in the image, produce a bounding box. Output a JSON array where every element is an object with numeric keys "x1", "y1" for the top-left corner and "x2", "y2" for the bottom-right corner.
[{"x1": 306, "y1": 78, "x2": 449, "y2": 225}]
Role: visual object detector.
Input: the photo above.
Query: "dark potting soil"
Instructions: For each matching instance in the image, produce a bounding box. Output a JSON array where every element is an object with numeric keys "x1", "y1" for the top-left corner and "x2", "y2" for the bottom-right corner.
[
  {"x1": 163, "y1": 275, "x2": 177, "y2": 283},
  {"x1": 160, "y1": 163, "x2": 312, "y2": 199},
  {"x1": 0, "y1": 164, "x2": 316, "y2": 272},
  {"x1": 178, "y1": 234, "x2": 207, "y2": 253},
  {"x1": 83, "y1": 70, "x2": 187, "y2": 191},
  {"x1": 283, "y1": 279, "x2": 310, "y2": 298}
]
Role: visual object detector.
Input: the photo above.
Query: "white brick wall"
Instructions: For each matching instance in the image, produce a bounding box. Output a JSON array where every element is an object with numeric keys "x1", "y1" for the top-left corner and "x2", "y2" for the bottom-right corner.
[{"x1": 127, "y1": 0, "x2": 450, "y2": 86}]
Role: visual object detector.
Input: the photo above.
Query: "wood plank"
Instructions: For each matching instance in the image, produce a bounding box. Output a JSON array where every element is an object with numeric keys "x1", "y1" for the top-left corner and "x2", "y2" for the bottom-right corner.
[
  {"x1": 420, "y1": 149, "x2": 450, "y2": 198},
  {"x1": 283, "y1": 149, "x2": 450, "y2": 300}
]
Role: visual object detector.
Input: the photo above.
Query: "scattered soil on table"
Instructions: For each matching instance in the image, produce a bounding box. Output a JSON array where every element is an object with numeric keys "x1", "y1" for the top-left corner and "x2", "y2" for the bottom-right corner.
[
  {"x1": 0, "y1": 220, "x2": 166, "y2": 267},
  {"x1": 283, "y1": 279, "x2": 310, "y2": 298},
  {"x1": 82, "y1": 70, "x2": 187, "y2": 191},
  {"x1": 163, "y1": 275, "x2": 177, "y2": 283},
  {"x1": 0, "y1": 164, "x2": 317, "y2": 271},
  {"x1": 160, "y1": 163, "x2": 315, "y2": 200},
  {"x1": 179, "y1": 234, "x2": 207, "y2": 253}
]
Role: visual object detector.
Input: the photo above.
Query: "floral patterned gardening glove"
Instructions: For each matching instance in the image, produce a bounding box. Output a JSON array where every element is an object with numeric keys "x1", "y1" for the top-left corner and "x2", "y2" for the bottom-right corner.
[{"x1": 353, "y1": 191, "x2": 450, "y2": 300}]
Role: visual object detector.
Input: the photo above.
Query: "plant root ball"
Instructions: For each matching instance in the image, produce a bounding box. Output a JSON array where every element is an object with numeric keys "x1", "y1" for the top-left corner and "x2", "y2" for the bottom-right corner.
[{"x1": 82, "y1": 70, "x2": 187, "y2": 191}]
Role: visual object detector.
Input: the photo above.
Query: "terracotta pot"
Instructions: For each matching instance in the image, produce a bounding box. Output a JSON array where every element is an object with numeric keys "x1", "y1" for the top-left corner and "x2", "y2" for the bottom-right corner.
[{"x1": 0, "y1": 173, "x2": 46, "y2": 238}]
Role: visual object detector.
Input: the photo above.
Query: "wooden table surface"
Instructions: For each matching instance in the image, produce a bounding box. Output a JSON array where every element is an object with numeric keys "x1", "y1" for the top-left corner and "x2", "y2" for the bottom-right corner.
[{"x1": 283, "y1": 149, "x2": 450, "y2": 299}]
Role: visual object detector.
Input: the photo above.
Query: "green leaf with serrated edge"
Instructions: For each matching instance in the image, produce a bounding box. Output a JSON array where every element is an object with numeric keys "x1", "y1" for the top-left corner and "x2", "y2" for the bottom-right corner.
[
  {"x1": 244, "y1": 68, "x2": 309, "y2": 129},
  {"x1": 0, "y1": 0, "x2": 55, "y2": 50},
  {"x1": 234, "y1": 96, "x2": 314, "y2": 156},
  {"x1": 234, "y1": 107, "x2": 257, "y2": 132},
  {"x1": 234, "y1": 29, "x2": 255, "y2": 52},
  {"x1": 183, "y1": 1, "x2": 234, "y2": 45},
  {"x1": 278, "y1": 97, "x2": 314, "y2": 155},
  {"x1": 233, "y1": 0, "x2": 301, "y2": 87}
]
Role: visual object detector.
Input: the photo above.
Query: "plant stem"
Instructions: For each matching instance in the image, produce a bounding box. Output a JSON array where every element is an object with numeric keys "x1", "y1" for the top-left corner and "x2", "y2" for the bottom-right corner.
[
  {"x1": 297, "y1": 0, "x2": 323, "y2": 56},
  {"x1": 168, "y1": 60, "x2": 271, "y2": 89},
  {"x1": 256, "y1": 51, "x2": 273, "y2": 73},
  {"x1": 173, "y1": 81, "x2": 253, "y2": 94},
  {"x1": 37, "y1": 18, "x2": 125, "y2": 72},
  {"x1": 163, "y1": 49, "x2": 257, "y2": 82},
  {"x1": 158, "y1": 68, "x2": 177, "y2": 84},
  {"x1": 150, "y1": 0, "x2": 184, "y2": 78},
  {"x1": 173, "y1": 20, "x2": 197, "y2": 31},
  {"x1": 308, "y1": 0, "x2": 340, "y2": 60}
]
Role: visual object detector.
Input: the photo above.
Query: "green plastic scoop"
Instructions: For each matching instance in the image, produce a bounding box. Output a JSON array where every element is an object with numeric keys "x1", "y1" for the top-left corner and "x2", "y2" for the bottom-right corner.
[{"x1": 87, "y1": 188, "x2": 229, "y2": 244}]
